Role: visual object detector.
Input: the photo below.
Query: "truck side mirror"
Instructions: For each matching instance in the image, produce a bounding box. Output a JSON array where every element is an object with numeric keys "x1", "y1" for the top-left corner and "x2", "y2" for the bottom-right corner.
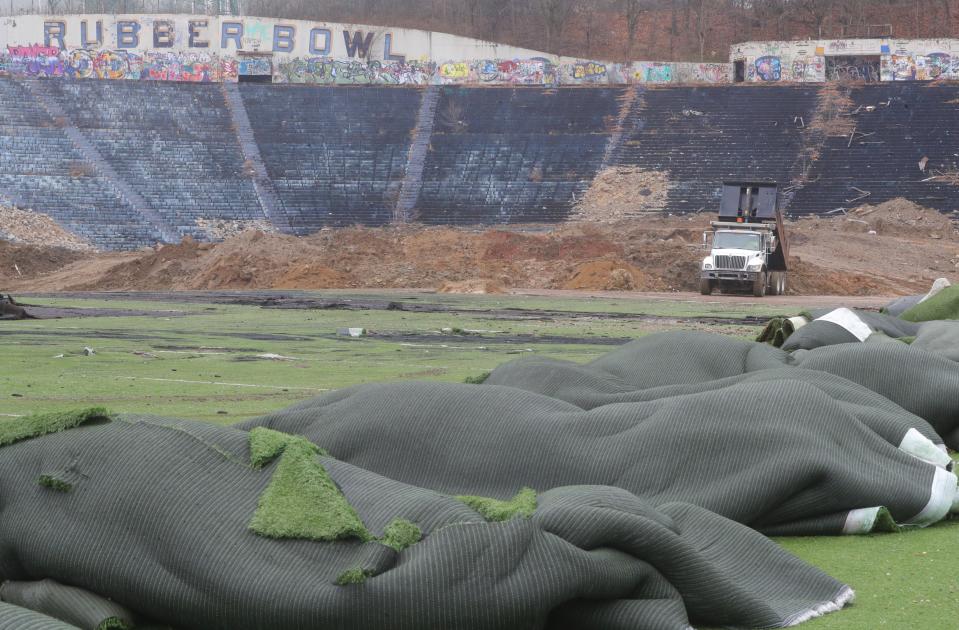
[{"x1": 702, "y1": 231, "x2": 709, "y2": 250}]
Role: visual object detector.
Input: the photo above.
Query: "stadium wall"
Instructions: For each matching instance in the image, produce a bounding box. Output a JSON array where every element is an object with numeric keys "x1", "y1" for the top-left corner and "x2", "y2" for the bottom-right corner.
[
  {"x1": 732, "y1": 38, "x2": 959, "y2": 82},
  {"x1": 0, "y1": 14, "x2": 732, "y2": 85},
  {"x1": 1, "y1": 76, "x2": 957, "y2": 251}
]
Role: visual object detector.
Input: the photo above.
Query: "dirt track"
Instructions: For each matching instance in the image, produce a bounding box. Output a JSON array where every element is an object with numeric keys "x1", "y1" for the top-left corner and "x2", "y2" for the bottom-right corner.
[{"x1": 1, "y1": 198, "x2": 956, "y2": 297}]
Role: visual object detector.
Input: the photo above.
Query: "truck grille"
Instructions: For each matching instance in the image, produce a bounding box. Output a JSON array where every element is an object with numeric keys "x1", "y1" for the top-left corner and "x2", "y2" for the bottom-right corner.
[{"x1": 714, "y1": 255, "x2": 747, "y2": 270}]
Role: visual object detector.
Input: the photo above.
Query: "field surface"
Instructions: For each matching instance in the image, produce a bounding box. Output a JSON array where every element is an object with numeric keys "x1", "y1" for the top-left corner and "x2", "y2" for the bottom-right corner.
[{"x1": 1, "y1": 290, "x2": 956, "y2": 629}]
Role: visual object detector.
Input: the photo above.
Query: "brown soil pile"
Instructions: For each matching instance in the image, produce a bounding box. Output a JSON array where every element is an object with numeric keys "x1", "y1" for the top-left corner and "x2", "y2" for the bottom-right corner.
[
  {"x1": 572, "y1": 167, "x2": 670, "y2": 222},
  {"x1": 437, "y1": 279, "x2": 506, "y2": 294},
  {"x1": 564, "y1": 260, "x2": 649, "y2": 290},
  {"x1": 194, "y1": 218, "x2": 278, "y2": 240},
  {"x1": 6, "y1": 200, "x2": 957, "y2": 296},
  {"x1": 843, "y1": 198, "x2": 957, "y2": 237},
  {"x1": 0, "y1": 205, "x2": 96, "y2": 251},
  {"x1": 0, "y1": 240, "x2": 89, "y2": 286}
]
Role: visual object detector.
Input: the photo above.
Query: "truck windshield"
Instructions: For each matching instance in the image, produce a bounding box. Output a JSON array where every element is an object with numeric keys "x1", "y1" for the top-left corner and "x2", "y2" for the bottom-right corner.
[{"x1": 713, "y1": 232, "x2": 761, "y2": 250}]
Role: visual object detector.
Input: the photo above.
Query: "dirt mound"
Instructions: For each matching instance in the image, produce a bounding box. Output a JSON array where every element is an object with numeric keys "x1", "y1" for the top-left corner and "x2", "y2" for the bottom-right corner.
[
  {"x1": 786, "y1": 257, "x2": 897, "y2": 296},
  {"x1": 563, "y1": 260, "x2": 648, "y2": 291},
  {"x1": 844, "y1": 198, "x2": 957, "y2": 237},
  {"x1": 6, "y1": 201, "x2": 956, "y2": 297},
  {"x1": 0, "y1": 240, "x2": 90, "y2": 286},
  {"x1": 195, "y1": 218, "x2": 278, "y2": 240},
  {"x1": 0, "y1": 205, "x2": 96, "y2": 251},
  {"x1": 437, "y1": 279, "x2": 506, "y2": 294},
  {"x1": 572, "y1": 167, "x2": 670, "y2": 222}
]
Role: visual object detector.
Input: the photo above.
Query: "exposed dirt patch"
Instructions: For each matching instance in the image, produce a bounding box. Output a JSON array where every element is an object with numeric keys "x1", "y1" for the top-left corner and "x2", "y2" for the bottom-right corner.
[
  {"x1": 572, "y1": 167, "x2": 670, "y2": 222},
  {"x1": 0, "y1": 240, "x2": 90, "y2": 287},
  {"x1": 437, "y1": 279, "x2": 506, "y2": 294},
  {"x1": 843, "y1": 198, "x2": 959, "y2": 238},
  {"x1": 563, "y1": 260, "x2": 649, "y2": 291},
  {"x1": 0, "y1": 205, "x2": 95, "y2": 252},
  {"x1": 6, "y1": 199, "x2": 957, "y2": 297}
]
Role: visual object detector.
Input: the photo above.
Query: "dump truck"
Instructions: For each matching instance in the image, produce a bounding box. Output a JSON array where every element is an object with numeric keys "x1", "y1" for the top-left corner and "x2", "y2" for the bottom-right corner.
[{"x1": 700, "y1": 182, "x2": 789, "y2": 297}]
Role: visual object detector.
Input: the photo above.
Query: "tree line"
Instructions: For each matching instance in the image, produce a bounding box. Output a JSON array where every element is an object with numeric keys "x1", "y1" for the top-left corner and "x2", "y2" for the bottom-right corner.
[{"x1": 24, "y1": 0, "x2": 959, "y2": 61}]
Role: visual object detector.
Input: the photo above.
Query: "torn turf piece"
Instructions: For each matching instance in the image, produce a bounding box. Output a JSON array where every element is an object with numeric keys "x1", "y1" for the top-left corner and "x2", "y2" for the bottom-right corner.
[
  {"x1": 38, "y1": 475, "x2": 73, "y2": 493},
  {"x1": 249, "y1": 431, "x2": 370, "y2": 542},
  {"x1": 96, "y1": 617, "x2": 133, "y2": 630},
  {"x1": 380, "y1": 519, "x2": 421, "y2": 552},
  {"x1": 335, "y1": 567, "x2": 372, "y2": 586},
  {"x1": 0, "y1": 408, "x2": 111, "y2": 447},
  {"x1": 456, "y1": 487, "x2": 537, "y2": 522}
]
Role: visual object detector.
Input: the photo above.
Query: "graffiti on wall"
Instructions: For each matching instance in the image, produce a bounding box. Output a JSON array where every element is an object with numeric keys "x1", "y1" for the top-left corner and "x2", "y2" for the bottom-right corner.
[
  {"x1": 237, "y1": 56, "x2": 272, "y2": 76},
  {"x1": 274, "y1": 57, "x2": 434, "y2": 84},
  {"x1": 0, "y1": 43, "x2": 737, "y2": 86},
  {"x1": 633, "y1": 62, "x2": 671, "y2": 83},
  {"x1": 0, "y1": 44, "x2": 235, "y2": 81},
  {"x1": 918, "y1": 52, "x2": 954, "y2": 79},
  {"x1": 784, "y1": 56, "x2": 825, "y2": 82},
  {"x1": 825, "y1": 56, "x2": 881, "y2": 82},
  {"x1": 754, "y1": 56, "x2": 781, "y2": 81}
]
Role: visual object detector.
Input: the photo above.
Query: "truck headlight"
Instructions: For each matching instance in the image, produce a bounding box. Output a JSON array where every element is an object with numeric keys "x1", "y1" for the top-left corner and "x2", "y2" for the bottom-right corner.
[
  {"x1": 747, "y1": 263, "x2": 763, "y2": 272},
  {"x1": 703, "y1": 263, "x2": 713, "y2": 270}
]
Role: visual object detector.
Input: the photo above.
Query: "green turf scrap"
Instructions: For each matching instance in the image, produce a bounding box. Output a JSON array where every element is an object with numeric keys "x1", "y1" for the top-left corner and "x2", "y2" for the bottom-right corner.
[
  {"x1": 37, "y1": 475, "x2": 73, "y2": 493},
  {"x1": 463, "y1": 371, "x2": 491, "y2": 384},
  {"x1": 380, "y1": 519, "x2": 422, "y2": 552},
  {"x1": 96, "y1": 617, "x2": 133, "y2": 630},
  {"x1": 248, "y1": 426, "x2": 324, "y2": 468},
  {"x1": 335, "y1": 567, "x2": 372, "y2": 586},
  {"x1": 871, "y1": 507, "x2": 901, "y2": 533},
  {"x1": 0, "y1": 408, "x2": 111, "y2": 447},
  {"x1": 456, "y1": 487, "x2": 537, "y2": 522},
  {"x1": 900, "y1": 284, "x2": 959, "y2": 322},
  {"x1": 249, "y1": 431, "x2": 370, "y2": 542}
]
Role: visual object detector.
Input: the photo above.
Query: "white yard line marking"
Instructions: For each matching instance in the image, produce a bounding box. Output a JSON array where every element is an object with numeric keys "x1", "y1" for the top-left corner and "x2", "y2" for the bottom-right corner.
[{"x1": 115, "y1": 377, "x2": 328, "y2": 391}]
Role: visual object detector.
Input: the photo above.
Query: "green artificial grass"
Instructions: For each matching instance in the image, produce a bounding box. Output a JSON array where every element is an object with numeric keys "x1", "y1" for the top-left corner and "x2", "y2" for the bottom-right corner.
[
  {"x1": 335, "y1": 567, "x2": 372, "y2": 586},
  {"x1": 900, "y1": 285, "x2": 959, "y2": 322},
  {"x1": 249, "y1": 426, "x2": 323, "y2": 468},
  {"x1": 871, "y1": 507, "x2": 900, "y2": 533},
  {"x1": 381, "y1": 518, "x2": 422, "y2": 552},
  {"x1": 0, "y1": 407, "x2": 110, "y2": 447},
  {"x1": 95, "y1": 618, "x2": 133, "y2": 630},
  {"x1": 248, "y1": 430, "x2": 370, "y2": 542},
  {"x1": 37, "y1": 474, "x2": 73, "y2": 492},
  {"x1": 463, "y1": 371, "x2": 491, "y2": 384},
  {"x1": 456, "y1": 487, "x2": 537, "y2": 522}
]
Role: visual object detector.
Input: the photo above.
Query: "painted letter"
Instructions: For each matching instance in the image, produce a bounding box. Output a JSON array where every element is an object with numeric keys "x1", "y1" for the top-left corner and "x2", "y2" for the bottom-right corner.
[
  {"x1": 80, "y1": 20, "x2": 103, "y2": 47},
  {"x1": 309, "y1": 28, "x2": 331, "y2": 55},
  {"x1": 189, "y1": 20, "x2": 209, "y2": 48},
  {"x1": 43, "y1": 21, "x2": 66, "y2": 50},
  {"x1": 273, "y1": 25, "x2": 295, "y2": 52},
  {"x1": 343, "y1": 31, "x2": 375, "y2": 59},
  {"x1": 117, "y1": 21, "x2": 140, "y2": 49},
  {"x1": 153, "y1": 20, "x2": 174, "y2": 48},
  {"x1": 383, "y1": 33, "x2": 404, "y2": 62},
  {"x1": 221, "y1": 21, "x2": 243, "y2": 50}
]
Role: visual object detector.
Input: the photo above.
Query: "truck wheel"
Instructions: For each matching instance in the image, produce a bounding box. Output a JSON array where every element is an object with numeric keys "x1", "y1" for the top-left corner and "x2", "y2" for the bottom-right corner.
[
  {"x1": 768, "y1": 272, "x2": 781, "y2": 296},
  {"x1": 752, "y1": 272, "x2": 767, "y2": 297},
  {"x1": 699, "y1": 279, "x2": 713, "y2": 295},
  {"x1": 780, "y1": 273, "x2": 787, "y2": 295}
]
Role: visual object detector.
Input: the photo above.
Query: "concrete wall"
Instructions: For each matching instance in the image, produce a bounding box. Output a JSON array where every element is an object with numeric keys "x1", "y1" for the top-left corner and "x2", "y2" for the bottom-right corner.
[
  {"x1": 731, "y1": 38, "x2": 959, "y2": 82},
  {"x1": 0, "y1": 13, "x2": 732, "y2": 85}
]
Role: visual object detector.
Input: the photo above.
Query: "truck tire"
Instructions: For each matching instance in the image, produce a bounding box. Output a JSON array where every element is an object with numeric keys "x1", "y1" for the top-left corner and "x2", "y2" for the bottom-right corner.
[
  {"x1": 768, "y1": 272, "x2": 781, "y2": 296},
  {"x1": 780, "y1": 273, "x2": 787, "y2": 295},
  {"x1": 752, "y1": 272, "x2": 767, "y2": 297},
  {"x1": 699, "y1": 279, "x2": 712, "y2": 295}
]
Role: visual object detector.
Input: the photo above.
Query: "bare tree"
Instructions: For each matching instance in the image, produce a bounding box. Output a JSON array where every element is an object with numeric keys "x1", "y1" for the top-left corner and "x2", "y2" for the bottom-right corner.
[
  {"x1": 623, "y1": 0, "x2": 645, "y2": 59},
  {"x1": 535, "y1": 0, "x2": 576, "y2": 52}
]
